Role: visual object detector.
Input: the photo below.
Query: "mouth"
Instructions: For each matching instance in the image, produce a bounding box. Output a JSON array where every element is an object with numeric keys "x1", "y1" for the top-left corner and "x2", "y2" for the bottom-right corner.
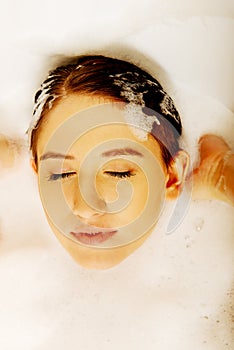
[{"x1": 70, "y1": 229, "x2": 118, "y2": 245}]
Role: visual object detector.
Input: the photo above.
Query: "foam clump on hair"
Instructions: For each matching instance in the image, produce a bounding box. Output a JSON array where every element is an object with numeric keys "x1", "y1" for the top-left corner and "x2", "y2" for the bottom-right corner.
[
  {"x1": 160, "y1": 94, "x2": 180, "y2": 123},
  {"x1": 110, "y1": 72, "x2": 161, "y2": 141},
  {"x1": 123, "y1": 103, "x2": 160, "y2": 141},
  {"x1": 110, "y1": 72, "x2": 145, "y2": 105},
  {"x1": 27, "y1": 74, "x2": 58, "y2": 145}
]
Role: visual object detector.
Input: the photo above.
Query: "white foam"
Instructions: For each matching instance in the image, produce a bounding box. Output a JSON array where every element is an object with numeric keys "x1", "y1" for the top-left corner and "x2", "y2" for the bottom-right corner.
[
  {"x1": 160, "y1": 93, "x2": 180, "y2": 123},
  {"x1": 110, "y1": 72, "x2": 162, "y2": 140},
  {"x1": 123, "y1": 103, "x2": 160, "y2": 141},
  {"x1": 0, "y1": 2, "x2": 233, "y2": 350}
]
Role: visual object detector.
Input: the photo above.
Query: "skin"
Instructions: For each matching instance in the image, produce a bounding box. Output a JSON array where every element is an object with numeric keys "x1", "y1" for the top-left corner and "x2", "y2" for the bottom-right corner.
[
  {"x1": 0, "y1": 134, "x2": 18, "y2": 169},
  {"x1": 31, "y1": 94, "x2": 188, "y2": 270},
  {"x1": 193, "y1": 134, "x2": 234, "y2": 206}
]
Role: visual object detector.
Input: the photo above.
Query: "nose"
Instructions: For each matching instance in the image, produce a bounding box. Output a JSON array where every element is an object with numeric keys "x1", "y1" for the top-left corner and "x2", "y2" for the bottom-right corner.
[{"x1": 71, "y1": 185, "x2": 106, "y2": 220}]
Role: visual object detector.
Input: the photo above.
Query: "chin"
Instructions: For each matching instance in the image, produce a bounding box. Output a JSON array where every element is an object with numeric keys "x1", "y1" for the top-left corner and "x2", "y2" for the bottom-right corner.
[
  {"x1": 50, "y1": 223, "x2": 154, "y2": 270},
  {"x1": 63, "y1": 237, "x2": 136, "y2": 270},
  {"x1": 71, "y1": 254, "x2": 128, "y2": 270},
  {"x1": 51, "y1": 227, "x2": 133, "y2": 269}
]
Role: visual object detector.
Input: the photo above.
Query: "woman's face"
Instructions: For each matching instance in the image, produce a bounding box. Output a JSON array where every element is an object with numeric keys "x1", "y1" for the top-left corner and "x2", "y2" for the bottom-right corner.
[{"x1": 33, "y1": 94, "x2": 170, "y2": 270}]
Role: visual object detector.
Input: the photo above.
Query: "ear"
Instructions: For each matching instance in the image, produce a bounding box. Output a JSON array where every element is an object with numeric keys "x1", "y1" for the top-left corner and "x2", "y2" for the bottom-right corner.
[
  {"x1": 165, "y1": 150, "x2": 189, "y2": 200},
  {"x1": 30, "y1": 158, "x2": 38, "y2": 174}
]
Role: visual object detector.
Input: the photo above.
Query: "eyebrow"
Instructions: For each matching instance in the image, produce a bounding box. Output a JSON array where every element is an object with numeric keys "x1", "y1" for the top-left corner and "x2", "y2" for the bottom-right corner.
[
  {"x1": 101, "y1": 148, "x2": 143, "y2": 157},
  {"x1": 40, "y1": 147, "x2": 143, "y2": 161},
  {"x1": 40, "y1": 152, "x2": 75, "y2": 161}
]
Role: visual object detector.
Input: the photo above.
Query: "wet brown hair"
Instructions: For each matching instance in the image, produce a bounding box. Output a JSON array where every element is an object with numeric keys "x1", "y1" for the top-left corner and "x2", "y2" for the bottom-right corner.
[{"x1": 30, "y1": 55, "x2": 182, "y2": 169}]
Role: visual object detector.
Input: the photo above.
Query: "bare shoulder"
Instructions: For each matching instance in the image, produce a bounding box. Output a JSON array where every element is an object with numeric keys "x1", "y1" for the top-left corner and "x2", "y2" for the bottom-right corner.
[
  {"x1": 0, "y1": 134, "x2": 25, "y2": 171},
  {"x1": 192, "y1": 134, "x2": 234, "y2": 206}
]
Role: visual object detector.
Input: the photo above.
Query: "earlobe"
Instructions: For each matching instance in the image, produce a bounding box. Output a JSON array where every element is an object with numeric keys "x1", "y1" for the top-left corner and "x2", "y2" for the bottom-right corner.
[
  {"x1": 165, "y1": 150, "x2": 189, "y2": 200},
  {"x1": 30, "y1": 158, "x2": 38, "y2": 174}
]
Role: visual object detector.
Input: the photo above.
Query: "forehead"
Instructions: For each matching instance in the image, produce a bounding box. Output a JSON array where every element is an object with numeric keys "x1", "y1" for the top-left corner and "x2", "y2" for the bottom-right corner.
[{"x1": 36, "y1": 94, "x2": 162, "y2": 161}]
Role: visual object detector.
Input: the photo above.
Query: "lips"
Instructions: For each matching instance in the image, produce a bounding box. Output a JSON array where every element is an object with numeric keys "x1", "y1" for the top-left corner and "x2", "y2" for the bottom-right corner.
[{"x1": 70, "y1": 229, "x2": 118, "y2": 245}]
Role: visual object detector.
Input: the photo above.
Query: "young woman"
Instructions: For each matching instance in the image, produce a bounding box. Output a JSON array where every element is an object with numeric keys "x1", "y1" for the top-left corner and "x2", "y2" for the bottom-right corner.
[{"x1": 26, "y1": 54, "x2": 234, "y2": 270}]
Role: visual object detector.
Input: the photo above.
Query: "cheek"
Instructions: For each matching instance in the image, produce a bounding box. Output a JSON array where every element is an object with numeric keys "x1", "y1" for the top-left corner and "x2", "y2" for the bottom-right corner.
[
  {"x1": 60, "y1": 178, "x2": 78, "y2": 211},
  {"x1": 96, "y1": 170, "x2": 163, "y2": 221}
]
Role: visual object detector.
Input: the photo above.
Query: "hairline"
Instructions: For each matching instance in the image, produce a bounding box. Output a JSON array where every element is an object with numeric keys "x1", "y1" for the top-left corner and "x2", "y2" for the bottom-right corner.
[{"x1": 31, "y1": 92, "x2": 169, "y2": 172}]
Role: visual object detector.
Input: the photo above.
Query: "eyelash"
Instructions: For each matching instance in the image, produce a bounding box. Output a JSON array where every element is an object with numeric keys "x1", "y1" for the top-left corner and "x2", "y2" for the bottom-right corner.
[
  {"x1": 104, "y1": 171, "x2": 134, "y2": 179},
  {"x1": 47, "y1": 170, "x2": 134, "y2": 182},
  {"x1": 47, "y1": 172, "x2": 76, "y2": 181}
]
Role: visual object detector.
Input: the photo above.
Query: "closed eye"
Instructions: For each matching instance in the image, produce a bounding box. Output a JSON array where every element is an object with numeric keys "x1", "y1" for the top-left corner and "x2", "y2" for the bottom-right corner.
[
  {"x1": 47, "y1": 172, "x2": 77, "y2": 181},
  {"x1": 104, "y1": 171, "x2": 135, "y2": 179}
]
